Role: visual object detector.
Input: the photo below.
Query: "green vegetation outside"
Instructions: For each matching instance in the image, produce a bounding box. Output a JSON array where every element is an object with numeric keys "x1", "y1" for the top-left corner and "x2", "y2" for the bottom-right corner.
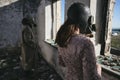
[{"x1": 111, "y1": 34, "x2": 120, "y2": 50}]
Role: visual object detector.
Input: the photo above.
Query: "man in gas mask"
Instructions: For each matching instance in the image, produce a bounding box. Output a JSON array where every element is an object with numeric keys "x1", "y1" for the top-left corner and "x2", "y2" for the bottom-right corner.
[{"x1": 21, "y1": 16, "x2": 38, "y2": 74}]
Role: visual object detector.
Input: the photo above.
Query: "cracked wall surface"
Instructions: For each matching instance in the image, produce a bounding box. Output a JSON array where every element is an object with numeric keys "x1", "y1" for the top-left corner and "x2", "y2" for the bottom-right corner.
[
  {"x1": 0, "y1": 0, "x2": 41, "y2": 48},
  {"x1": 0, "y1": 0, "x2": 23, "y2": 48}
]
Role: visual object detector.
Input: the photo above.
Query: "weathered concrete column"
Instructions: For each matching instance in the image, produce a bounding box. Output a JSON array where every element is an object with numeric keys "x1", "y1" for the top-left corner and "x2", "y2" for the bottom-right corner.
[
  {"x1": 104, "y1": 0, "x2": 115, "y2": 55},
  {"x1": 96, "y1": 0, "x2": 115, "y2": 55},
  {"x1": 96, "y1": 0, "x2": 107, "y2": 55}
]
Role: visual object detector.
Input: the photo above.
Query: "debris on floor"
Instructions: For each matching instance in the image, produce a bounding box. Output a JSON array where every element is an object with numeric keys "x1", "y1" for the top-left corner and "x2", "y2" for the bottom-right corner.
[{"x1": 0, "y1": 50, "x2": 63, "y2": 80}]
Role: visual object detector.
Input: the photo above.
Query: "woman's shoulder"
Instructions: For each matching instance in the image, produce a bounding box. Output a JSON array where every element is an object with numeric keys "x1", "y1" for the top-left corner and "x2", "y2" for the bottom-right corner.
[
  {"x1": 71, "y1": 34, "x2": 93, "y2": 46},
  {"x1": 71, "y1": 34, "x2": 88, "y2": 41}
]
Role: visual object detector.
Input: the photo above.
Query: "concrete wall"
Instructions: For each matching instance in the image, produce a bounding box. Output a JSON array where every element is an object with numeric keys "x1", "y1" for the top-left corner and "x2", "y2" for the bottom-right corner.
[
  {"x1": 96, "y1": 0, "x2": 115, "y2": 55},
  {"x1": 95, "y1": 0, "x2": 108, "y2": 55},
  {"x1": 36, "y1": 1, "x2": 63, "y2": 77},
  {"x1": 23, "y1": 0, "x2": 41, "y2": 17},
  {"x1": 0, "y1": 0, "x2": 41, "y2": 49},
  {"x1": 90, "y1": 0, "x2": 97, "y2": 24},
  {"x1": 36, "y1": 0, "x2": 61, "y2": 68},
  {"x1": 0, "y1": 0, "x2": 23, "y2": 48}
]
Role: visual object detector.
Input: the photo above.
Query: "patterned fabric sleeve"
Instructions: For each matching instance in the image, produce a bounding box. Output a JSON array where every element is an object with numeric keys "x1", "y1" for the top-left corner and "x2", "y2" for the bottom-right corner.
[
  {"x1": 58, "y1": 48, "x2": 66, "y2": 67},
  {"x1": 82, "y1": 38, "x2": 101, "y2": 80},
  {"x1": 59, "y1": 55, "x2": 66, "y2": 67}
]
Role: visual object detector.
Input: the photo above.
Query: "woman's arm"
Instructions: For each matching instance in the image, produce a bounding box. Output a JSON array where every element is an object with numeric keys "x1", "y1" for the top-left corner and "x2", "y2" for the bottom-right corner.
[
  {"x1": 58, "y1": 48, "x2": 66, "y2": 67},
  {"x1": 82, "y1": 39, "x2": 101, "y2": 80},
  {"x1": 58, "y1": 53, "x2": 66, "y2": 67}
]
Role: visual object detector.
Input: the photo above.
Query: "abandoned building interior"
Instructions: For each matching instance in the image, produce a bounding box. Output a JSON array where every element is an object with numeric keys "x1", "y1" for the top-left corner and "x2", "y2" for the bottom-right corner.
[{"x1": 0, "y1": 0, "x2": 120, "y2": 80}]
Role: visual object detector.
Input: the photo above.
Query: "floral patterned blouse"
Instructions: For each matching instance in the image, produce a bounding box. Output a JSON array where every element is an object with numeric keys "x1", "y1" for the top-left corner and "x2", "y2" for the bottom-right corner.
[{"x1": 58, "y1": 34, "x2": 101, "y2": 80}]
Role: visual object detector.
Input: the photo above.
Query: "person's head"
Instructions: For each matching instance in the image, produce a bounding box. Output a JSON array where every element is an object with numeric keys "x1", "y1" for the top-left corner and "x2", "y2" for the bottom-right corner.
[
  {"x1": 67, "y1": 2, "x2": 94, "y2": 34},
  {"x1": 55, "y1": 2, "x2": 94, "y2": 47},
  {"x1": 22, "y1": 16, "x2": 36, "y2": 28}
]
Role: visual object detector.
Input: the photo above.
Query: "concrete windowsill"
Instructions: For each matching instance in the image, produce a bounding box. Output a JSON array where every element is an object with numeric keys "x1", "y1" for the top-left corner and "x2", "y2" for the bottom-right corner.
[
  {"x1": 101, "y1": 64, "x2": 120, "y2": 78},
  {"x1": 44, "y1": 39, "x2": 57, "y2": 49}
]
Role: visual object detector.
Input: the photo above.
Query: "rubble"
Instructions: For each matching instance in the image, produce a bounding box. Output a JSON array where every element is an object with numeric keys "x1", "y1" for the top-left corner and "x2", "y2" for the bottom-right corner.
[
  {"x1": 0, "y1": 50, "x2": 63, "y2": 80},
  {"x1": 97, "y1": 54, "x2": 120, "y2": 73}
]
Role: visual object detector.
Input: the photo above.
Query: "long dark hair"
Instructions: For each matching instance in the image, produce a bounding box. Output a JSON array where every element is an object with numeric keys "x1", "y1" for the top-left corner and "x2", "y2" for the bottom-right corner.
[{"x1": 55, "y1": 19, "x2": 79, "y2": 47}]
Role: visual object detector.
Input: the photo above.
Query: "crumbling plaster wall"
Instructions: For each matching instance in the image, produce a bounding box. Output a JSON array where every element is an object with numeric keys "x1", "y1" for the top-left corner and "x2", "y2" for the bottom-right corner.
[
  {"x1": 104, "y1": 0, "x2": 115, "y2": 55},
  {"x1": 0, "y1": 0, "x2": 23, "y2": 48},
  {"x1": 0, "y1": 0, "x2": 41, "y2": 49}
]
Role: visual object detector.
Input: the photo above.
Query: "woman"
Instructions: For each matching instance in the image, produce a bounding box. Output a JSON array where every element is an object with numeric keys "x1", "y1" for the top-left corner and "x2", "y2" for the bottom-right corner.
[{"x1": 55, "y1": 2, "x2": 101, "y2": 80}]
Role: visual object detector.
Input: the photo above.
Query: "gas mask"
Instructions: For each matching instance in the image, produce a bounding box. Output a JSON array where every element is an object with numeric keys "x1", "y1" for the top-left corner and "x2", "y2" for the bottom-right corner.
[
  {"x1": 85, "y1": 16, "x2": 96, "y2": 37},
  {"x1": 67, "y1": 2, "x2": 96, "y2": 36}
]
